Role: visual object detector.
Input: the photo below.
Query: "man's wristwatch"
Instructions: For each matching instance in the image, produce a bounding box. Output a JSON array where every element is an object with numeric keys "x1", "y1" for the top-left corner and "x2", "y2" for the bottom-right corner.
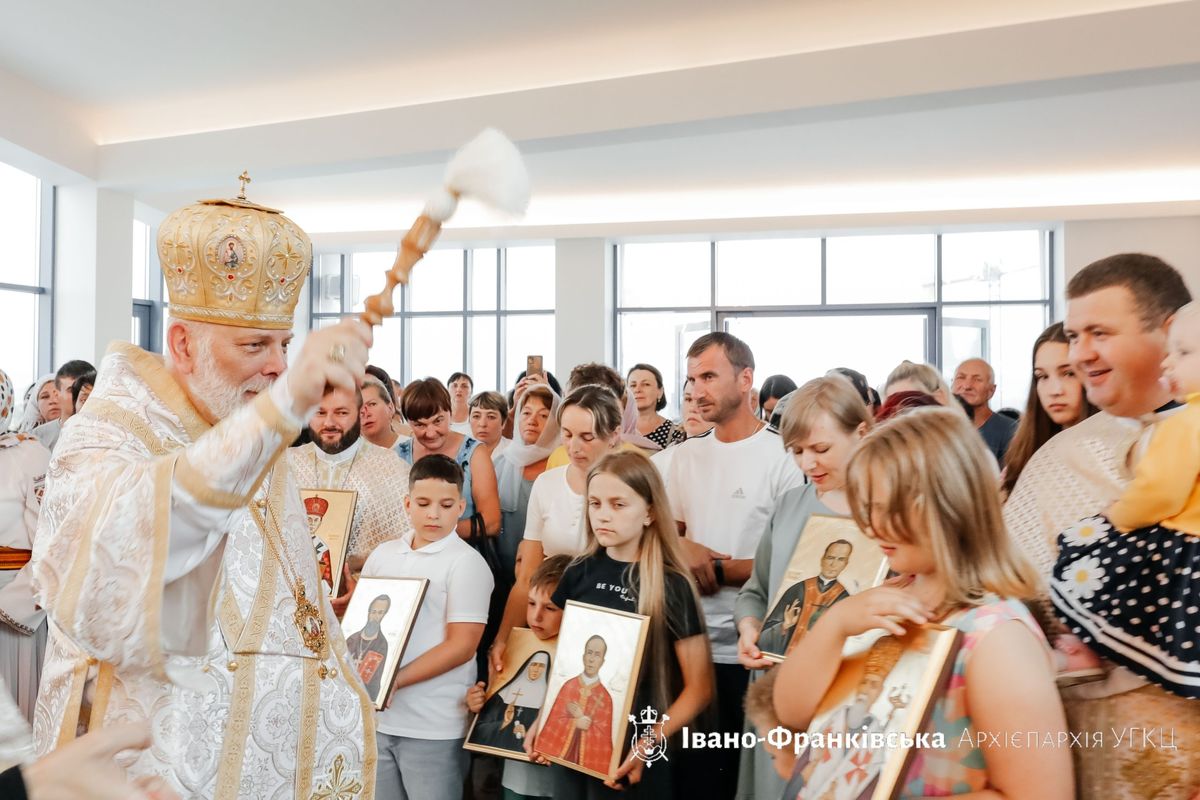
[{"x1": 713, "y1": 558, "x2": 725, "y2": 586}]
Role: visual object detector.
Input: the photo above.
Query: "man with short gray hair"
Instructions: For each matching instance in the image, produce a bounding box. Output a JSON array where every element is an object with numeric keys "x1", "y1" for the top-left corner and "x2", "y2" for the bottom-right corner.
[{"x1": 952, "y1": 356, "x2": 1016, "y2": 462}]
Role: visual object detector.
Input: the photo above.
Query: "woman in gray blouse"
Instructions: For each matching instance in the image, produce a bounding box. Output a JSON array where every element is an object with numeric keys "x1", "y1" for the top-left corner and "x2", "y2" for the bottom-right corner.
[{"x1": 734, "y1": 375, "x2": 874, "y2": 800}]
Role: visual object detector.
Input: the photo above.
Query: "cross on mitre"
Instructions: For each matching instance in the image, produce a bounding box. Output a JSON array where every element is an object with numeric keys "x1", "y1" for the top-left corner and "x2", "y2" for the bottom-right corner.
[{"x1": 238, "y1": 171, "x2": 252, "y2": 199}]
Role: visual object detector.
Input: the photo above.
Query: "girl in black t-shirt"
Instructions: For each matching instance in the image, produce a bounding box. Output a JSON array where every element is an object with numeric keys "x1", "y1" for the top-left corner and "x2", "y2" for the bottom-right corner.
[{"x1": 529, "y1": 450, "x2": 712, "y2": 798}]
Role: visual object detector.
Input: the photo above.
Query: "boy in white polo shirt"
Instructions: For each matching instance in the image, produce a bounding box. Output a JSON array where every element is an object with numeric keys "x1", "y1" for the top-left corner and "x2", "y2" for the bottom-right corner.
[{"x1": 362, "y1": 453, "x2": 494, "y2": 800}]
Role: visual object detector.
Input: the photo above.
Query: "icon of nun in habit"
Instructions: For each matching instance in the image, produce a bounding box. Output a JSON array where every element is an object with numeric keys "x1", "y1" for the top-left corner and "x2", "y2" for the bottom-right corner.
[{"x1": 469, "y1": 651, "x2": 552, "y2": 755}]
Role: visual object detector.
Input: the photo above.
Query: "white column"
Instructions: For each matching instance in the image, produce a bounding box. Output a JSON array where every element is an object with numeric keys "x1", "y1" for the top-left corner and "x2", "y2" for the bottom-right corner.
[
  {"x1": 554, "y1": 238, "x2": 612, "y2": 376},
  {"x1": 290, "y1": 276, "x2": 311, "y2": 367},
  {"x1": 54, "y1": 186, "x2": 134, "y2": 366}
]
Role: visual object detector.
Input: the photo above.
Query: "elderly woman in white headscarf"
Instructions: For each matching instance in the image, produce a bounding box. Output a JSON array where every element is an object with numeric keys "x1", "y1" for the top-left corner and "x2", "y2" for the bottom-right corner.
[
  {"x1": 0, "y1": 369, "x2": 52, "y2": 722},
  {"x1": 14, "y1": 375, "x2": 57, "y2": 435},
  {"x1": 494, "y1": 382, "x2": 561, "y2": 588}
]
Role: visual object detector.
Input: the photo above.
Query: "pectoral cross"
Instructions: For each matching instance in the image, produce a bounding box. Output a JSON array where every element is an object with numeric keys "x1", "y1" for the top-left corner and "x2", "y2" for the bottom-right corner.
[
  {"x1": 502, "y1": 688, "x2": 524, "y2": 729},
  {"x1": 237, "y1": 171, "x2": 252, "y2": 199}
]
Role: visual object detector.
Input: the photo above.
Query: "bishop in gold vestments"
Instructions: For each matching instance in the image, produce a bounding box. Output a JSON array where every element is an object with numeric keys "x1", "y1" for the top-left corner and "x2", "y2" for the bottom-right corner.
[{"x1": 30, "y1": 194, "x2": 376, "y2": 799}]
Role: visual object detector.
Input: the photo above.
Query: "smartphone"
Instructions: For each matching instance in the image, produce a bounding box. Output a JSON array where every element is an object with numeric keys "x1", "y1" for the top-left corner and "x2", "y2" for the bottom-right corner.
[{"x1": 526, "y1": 355, "x2": 543, "y2": 378}]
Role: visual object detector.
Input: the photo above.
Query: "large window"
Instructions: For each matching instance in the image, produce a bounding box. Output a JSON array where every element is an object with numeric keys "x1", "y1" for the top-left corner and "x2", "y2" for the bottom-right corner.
[
  {"x1": 616, "y1": 230, "x2": 1051, "y2": 414},
  {"x1": 130, "y1": 219, "x2": 167, "y2": 353},
  {"x1": 311, "y1": 246, "x2": 555, "y2": 392},
  {"x1": 0, "y1": 162, "x2": 52, "y2": 412}
]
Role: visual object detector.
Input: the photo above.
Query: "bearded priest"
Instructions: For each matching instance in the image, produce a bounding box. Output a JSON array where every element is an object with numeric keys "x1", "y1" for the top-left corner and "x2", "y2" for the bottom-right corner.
[{"x1": 30, "y1": 190, "x2": 377, "y2": 799}]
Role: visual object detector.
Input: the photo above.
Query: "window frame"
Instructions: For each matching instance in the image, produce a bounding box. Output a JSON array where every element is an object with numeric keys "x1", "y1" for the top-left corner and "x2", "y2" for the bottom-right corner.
[
  {"x1": 613, "y1": 228, "x2": 1055, "y2": 403},
  {"x1": 310, "y1": 246, "x2": 554, "y2": 388},
  {"x1": 1, "y1": 175, "x2": 54, "y2": 381},
  {"x1": 129, "y1": 218, "x2": 165, "y2": 352}
]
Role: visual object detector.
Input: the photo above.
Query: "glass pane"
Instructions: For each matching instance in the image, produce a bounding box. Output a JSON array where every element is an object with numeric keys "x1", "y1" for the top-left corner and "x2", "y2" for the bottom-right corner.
[
  {"x1": 351, "y1": 251, "x2": 393, "y2": 312},
  {"x1": 618, "y1": 311, "x2": 711, "y2": 418},
  {"x1": 941, "y1": 230, "x2": 1047, "y2": 301},
  {"x1": 505, "y1": 246, "x2": 555, "y2": 310},
  {"x1": 314, "y1": 253, "x2": 343, "y2": 313},
  {"x1": 131, "y1": 314, "x2": 142, "y2": 346},
  {"x1": 504, "y1": 314, "x2": 555, "y2": 391},
  {"x1": 723, "y1": 313, "x2": 930, "y2": 396},
  {"x1": 469, "y1": 315, "x2": 499, "y2": 392},
  {"x1": 131, "y1": 220, "x2": 150, "y2": 299},
  {"x1": 715, "y1": 239, "x2": 821, "y2": 306},
  {"x1": 0, "y1": 290, "x2": 38, "y2": 405},
  {"x1": 471, "y1": 249, "x2": 498, "y2": 311},
  {"x1": 409, "y1": 316, "x2": 464, "y2": 383},
  {"x1": 825, "y1": 234, "x2": 936, "y2": 304},
  {"x1": 941, "y1": 304, "x2": 1047, "y2": 412},
  {"x1": 619, "y1": 242, "x2": 711, "y2": 308},
  {"x1": 0, "y1": 163, "x2": 39, "y2": 286},
  {"x1": 367, "y1": 316, "x2": 403, "y2": 382},
  {"x1": 409, "y1": 249, "x2": 464, "y2": 312},
  {"x1": 313, "y1": 316, "x2": 341, "y2": 330}
]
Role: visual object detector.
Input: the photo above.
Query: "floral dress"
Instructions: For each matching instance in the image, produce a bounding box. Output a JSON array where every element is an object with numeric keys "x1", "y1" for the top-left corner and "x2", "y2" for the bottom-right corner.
[
  {"x1": 900, "y1": 598, "x2": 1047, "y2": 796},
  {"x1": 1050, "y1": 397, "x2": 1200, "y2": 699}
]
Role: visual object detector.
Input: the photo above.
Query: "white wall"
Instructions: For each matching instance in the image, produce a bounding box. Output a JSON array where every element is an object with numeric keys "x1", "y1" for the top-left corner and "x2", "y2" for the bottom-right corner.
[
  {"x1": 1062, "y1": 216, "x2": 1200, "y2": 296},
  {"x1": 0, "y1": 69, "x2": 95, "y2": 182},
  {"x1": 554, "y1": 239, "x2": 613, "y2": 377},
  {"x1": 54, "y1": 186, "x2": 134, "y2": 367}
]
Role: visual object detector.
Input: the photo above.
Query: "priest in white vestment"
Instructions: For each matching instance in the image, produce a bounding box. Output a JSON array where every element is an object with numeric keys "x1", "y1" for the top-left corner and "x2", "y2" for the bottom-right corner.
[
  {"x1": 1004, "y1": 253, "x2": 1198, "y2": 799},
  {"x1": 30, "y1": 193, "x2": 378, "y2": 799},
  {"x1": 287, "y1": 385, "x2": 413, "y2": 592}
]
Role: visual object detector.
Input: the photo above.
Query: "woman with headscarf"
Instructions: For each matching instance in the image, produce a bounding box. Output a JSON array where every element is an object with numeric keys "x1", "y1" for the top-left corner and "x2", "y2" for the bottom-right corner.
[
  {"x1": 495, "y1": 382, "x2": 561, "y2": 587},
  {"x1": 15, "y1": 375, "x2": 57, "y2": 435},
  {"x1": 0, "y1": 369, "x2": 52, "y2": 722},
  {"x1": 618, "y1": 391, "x2": 662, "y2": 453}
]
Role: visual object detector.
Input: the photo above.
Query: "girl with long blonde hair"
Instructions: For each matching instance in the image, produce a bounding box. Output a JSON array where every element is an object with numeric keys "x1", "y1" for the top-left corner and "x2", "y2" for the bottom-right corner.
[
  {"x1": 774, "y1": 407, "x2": 1071, "y2": 799},
  {"x1": 526, "y1": 450, "x2": 713, "y2": 797}
]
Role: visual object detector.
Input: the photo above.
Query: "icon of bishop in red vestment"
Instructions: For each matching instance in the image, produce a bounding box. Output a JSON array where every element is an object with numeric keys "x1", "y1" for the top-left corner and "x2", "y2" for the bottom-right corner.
[{"x1": 536, "y1": 634, "x2": 615, "y2": 775}]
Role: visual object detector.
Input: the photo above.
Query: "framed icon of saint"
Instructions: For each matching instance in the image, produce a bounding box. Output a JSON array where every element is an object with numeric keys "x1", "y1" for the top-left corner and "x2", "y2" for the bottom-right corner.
[
  {"x1": 299, "y1": 488, "x2": 356, "y2": 597},
  {"x1": 533, "y1": 600, "x2": 649, "y2": 781},
  {"x1": 341, "y1": 576, "x2": 427, "y2": 709},
  {"x1": 790, "y1": 623, "x2": 961, "y2": 800},
  {"x1": 759, "y1": 515, "x2": 889, "y2": 662},
  {"x1": 465, "y1": 627, "x2": 557, "y2": 761}
]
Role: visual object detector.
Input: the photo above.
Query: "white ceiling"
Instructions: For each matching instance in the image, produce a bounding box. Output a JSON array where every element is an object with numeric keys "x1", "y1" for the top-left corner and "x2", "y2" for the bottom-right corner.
[
  {"x1": 0, "y1": 0, "x2": 1178, "y2": 142},
  {"x1": 3, "y1": 0, "x2": 1200, "y2": 235}
]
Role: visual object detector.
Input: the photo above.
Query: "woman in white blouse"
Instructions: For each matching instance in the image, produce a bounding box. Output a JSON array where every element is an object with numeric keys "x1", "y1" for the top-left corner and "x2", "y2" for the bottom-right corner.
[
  {"x1": 490, "y1": 384, "x2": 622, "y2": 670},
  {"x1": 0, "y1": 369, "x2": 52, "y2": 722}
]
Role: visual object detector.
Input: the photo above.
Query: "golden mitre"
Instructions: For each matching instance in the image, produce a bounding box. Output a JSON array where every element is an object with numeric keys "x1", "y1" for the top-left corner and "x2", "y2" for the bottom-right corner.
[
  {"x1": 862, "y1": 635, "x2": 905, "y2": 678},
  {"x1": 157, "y1": 184, "x2": 311, "y2": 331}
]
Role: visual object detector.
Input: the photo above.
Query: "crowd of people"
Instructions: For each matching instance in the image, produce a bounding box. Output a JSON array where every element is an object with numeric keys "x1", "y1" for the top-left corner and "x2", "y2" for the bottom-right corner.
[{"x1": 0, "y1": 250, "x2": 1196, "y2": 800}]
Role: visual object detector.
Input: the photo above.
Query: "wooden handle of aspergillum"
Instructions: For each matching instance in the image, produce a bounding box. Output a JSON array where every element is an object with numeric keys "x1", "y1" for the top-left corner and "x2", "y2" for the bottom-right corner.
[{"x1": 359, "y1": 214, "x2": 444, "y2": 326}]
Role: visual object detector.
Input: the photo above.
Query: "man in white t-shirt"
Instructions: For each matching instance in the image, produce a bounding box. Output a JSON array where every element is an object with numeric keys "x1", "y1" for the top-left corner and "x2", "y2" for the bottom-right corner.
[{"x1": 666, "y1": 332, "x2": 804, "y2": 798}]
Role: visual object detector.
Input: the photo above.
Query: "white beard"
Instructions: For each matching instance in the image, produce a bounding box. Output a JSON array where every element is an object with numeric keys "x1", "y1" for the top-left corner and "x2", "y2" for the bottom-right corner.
[{"x1": 186, "y1": 337, "x2": 274, "y2": 420}]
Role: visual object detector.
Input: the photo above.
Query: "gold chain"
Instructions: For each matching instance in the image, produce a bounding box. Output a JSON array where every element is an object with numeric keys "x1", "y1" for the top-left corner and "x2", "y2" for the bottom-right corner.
[
  {"x1": 256, "y1": 500, "x2": 307, "y2": 603},
  {"x1": 251, "y1": 489, "x2": 329, "y2": 661}
]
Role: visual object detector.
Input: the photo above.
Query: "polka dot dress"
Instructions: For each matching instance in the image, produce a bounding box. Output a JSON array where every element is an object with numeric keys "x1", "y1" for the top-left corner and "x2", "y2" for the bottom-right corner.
[{"x1": 1051, "y1": 515, "x2": 1200, "y2": 699}]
